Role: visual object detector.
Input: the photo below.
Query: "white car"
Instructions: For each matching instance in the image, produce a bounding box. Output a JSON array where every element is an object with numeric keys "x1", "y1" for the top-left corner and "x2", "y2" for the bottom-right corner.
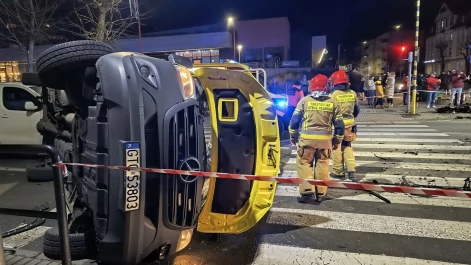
[{"x1": 0, "y1": 82, "x2": 42, "y2": 145}]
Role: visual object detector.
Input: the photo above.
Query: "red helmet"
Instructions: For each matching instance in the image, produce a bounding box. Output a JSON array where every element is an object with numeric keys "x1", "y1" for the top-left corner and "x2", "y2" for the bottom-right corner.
[
  {"x1": 329, "y1": 70, "x2": 349, "y2": 86},
  {"x1": 309, "y1": 74, "x2": 328, "y2": 91}
]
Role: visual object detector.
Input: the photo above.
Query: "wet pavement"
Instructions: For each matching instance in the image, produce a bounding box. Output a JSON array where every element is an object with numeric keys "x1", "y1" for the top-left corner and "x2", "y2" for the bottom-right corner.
[{"x1": 2, "y1": 119, "x2": 471, "y2": 265}]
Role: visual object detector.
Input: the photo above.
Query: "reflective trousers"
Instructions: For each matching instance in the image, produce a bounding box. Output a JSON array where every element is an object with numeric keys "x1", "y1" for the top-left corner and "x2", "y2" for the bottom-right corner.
[
  {"x1": 332, "y1": 129, "x2": 357, "y2": 176},
  {"x1": 296, "y1": 138, "x2": 331, "y2": 196}
]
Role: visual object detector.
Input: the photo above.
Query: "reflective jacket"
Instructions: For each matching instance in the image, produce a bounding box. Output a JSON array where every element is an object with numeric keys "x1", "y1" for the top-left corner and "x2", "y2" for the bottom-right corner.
[
  {"x1": 289, "y1": 93, "x2": 344, "y2": 142},
  {"x1": 331, "y1": 84, "x2": 360, "y2": 128},
  {"x1": 287, "y1": 85, "x2": 304, "y2": 107}
]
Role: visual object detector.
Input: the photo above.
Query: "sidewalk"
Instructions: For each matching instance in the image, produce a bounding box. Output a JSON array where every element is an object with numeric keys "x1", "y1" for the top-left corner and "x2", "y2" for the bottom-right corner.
[
  {"x1": 3, "y1": 248, "x2": 87, "y2": 265},
  {"x1": 357, "y1": 98, "x2": 471, "y2": 122}
]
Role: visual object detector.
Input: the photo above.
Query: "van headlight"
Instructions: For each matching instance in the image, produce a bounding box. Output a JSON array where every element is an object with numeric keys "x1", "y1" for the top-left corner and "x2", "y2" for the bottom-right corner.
[
  {"x1": 175, "y1": 228, "x2": 193, "y2": 252},
  {"x1": 176, "y1": 65, "x2": 195, "y2": 100}
]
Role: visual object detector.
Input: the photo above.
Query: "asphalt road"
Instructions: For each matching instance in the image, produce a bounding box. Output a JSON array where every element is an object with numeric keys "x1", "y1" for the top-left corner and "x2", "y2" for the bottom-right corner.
[{"x1": 1, "y1": 119, "x2": 471, "y2": 265}]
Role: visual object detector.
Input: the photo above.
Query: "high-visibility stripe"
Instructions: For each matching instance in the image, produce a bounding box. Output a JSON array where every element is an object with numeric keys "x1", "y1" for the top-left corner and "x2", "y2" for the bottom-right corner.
[{"x1": 300, "y1": 133, "x2": 332, "y2": 140}]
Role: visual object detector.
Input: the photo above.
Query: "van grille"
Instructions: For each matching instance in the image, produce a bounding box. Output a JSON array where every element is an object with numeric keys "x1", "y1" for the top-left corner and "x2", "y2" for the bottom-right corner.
[{"x1": 166, "y1": 104, "x2": 202, "y2": 228}]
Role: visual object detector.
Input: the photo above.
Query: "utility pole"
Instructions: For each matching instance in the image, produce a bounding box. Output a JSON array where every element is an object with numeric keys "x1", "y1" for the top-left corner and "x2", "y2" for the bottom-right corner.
[
  {"x1": 337, "y1": 44, "x2": 342, "y2": 67},
  {"x1": 407, "y1": 51, "x2": 413, "y2": 113},
  {"x1": 130, "y1": 0, "x2": 143, "y2": 52},
  {"x1": 411, "y1": 0, "x2": 421, "y2": 115}
]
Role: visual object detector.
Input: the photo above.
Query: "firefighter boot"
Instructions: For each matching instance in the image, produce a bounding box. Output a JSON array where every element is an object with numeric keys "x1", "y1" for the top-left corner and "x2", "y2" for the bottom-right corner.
[
  {"x1": 297, "y1": 191, "x2": 317, "y2": 203},
  {"x1": 347, "y1": 172, "x2": 358, "y2": 182}
]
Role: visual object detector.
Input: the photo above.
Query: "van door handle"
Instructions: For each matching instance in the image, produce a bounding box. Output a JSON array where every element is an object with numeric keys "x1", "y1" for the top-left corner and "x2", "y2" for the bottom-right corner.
[{"x1": 1, "y1": 114, "x2": 8, "y2": 118}]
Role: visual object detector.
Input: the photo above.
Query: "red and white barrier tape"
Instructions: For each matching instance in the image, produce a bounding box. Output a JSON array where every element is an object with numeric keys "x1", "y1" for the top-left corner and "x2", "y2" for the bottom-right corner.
[{"x1": 54, "y1": 162, "x2": 471, "y2": 199}]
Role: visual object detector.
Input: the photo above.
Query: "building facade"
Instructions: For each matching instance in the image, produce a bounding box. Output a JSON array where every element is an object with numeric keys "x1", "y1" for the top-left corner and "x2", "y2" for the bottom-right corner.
[
  {"x1": 0, "y1": 17, "x2": 291, "y2": 82},
  {"x1": 355, "y1": 29, "x2": 415, "y2": 76},
  {"x1": 424, "y1": 2, "x2": 471, "y2": 74}
]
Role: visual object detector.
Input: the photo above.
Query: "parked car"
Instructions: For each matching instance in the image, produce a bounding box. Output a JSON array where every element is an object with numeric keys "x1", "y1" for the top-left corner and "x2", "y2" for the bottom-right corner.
[{"x1": 0, "y1": 83, "x2": 42, "y2": 145}]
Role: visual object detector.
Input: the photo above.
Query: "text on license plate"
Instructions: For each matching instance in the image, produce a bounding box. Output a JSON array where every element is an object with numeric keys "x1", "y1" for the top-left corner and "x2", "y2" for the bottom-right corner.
[{"x1": 124, "y1": 142, "x2": 140, "y2": 211}]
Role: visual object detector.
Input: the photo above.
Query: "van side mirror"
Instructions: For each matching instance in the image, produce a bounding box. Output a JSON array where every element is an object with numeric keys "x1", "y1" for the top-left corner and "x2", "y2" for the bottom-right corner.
[{"x1": 24, "y1": 101, "x2": 38, "y2": 111}]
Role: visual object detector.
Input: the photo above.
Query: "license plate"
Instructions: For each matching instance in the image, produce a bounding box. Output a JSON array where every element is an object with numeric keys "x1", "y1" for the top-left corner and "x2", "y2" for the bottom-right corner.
[{"x1": 124, "y1": 142, "x2": 140, "y2": 212}]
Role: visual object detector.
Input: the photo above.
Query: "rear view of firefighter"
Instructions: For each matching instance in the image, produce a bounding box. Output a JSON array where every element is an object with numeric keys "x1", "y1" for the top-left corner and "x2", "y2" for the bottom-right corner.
[
  {"x1": 289, "y1": 76, "x2": 345, "y2": 203},
  {"x1": 329, "y1": 70, "x2": 360, "y2": 182}
]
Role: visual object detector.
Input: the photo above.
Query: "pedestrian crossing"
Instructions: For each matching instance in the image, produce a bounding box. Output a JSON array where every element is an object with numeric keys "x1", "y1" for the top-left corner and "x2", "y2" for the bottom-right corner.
[
  {"x1": 2, "y1": 121, "x2": 471, "y2": 265},
  {"x1": 259, "y1": 121, "x2": 471, "y2": 265}
]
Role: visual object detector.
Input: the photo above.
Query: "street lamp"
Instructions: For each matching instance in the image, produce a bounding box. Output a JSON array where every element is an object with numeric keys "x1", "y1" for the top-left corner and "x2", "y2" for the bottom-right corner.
[
  {"x1": 394, "y1": 25, "x2": 401, "y2": 30},
  {"x1": 237, "y1": 44, "x2": 243, "y2": 62},
  {"x1": 227, "y1": 16, "x2": 236, "y2": 60}
]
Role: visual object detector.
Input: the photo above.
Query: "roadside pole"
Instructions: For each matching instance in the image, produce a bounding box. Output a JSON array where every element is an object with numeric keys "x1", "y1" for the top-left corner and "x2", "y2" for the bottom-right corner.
[
  {"x1": 411, "y1": 0, "x2": 421, "y2": 114},
  {"x1": 407, "y1": 51, "x2": 413, "y2": 113}
]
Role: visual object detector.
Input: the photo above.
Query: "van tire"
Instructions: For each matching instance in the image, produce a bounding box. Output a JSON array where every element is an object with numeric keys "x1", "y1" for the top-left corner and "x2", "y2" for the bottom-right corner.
[
  {"x1": 43, "y1": 228, "x2": 89, "y2": 260},
  {"x1": 26, "y1": 165, "x2": 53, "y2": 182},
  {"x1": 36, "y1": 40, "x2": 114, "y2": 88},
  {"x1": 21, "y1": 72, "x2": 42, "y2": 86}
]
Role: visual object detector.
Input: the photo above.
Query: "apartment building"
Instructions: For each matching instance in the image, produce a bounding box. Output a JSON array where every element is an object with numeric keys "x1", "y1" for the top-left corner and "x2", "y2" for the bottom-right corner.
[
  {"x1": 355, "y1": 29, "x2": 415, "y2": 76},
  {"x1": 424, "y1": 2, "x2": 471, "y2": 74}
]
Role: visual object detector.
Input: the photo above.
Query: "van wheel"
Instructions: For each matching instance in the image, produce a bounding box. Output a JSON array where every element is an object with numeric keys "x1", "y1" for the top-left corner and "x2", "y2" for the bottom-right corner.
[
  {"x1": 36, "y1": 40, "x2": 114, "y2": 88},
  {"x1": 21, "y1": 72, "x2": 42, "y2": 86},
  {"x1": 26, "y1": 164, "x2": 53, "y2": 182},
  {"x1": 43, "y1": 227, "x2": 90, "y2": 260}
]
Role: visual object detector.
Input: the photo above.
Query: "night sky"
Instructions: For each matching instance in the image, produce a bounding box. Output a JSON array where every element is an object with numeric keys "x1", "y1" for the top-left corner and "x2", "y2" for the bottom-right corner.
[{"x1": 141, "y1": 0, "x2": 446, "y2": 60}]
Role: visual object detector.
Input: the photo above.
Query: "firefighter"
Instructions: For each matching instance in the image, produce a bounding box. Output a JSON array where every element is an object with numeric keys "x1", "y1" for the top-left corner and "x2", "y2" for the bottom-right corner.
[
  {"x1": 329, "y1": 70, "x2": 360, "y2": 182},
  {"x1": 309, "y1": 74, "x2": 329, "y2": 92},
  {"x1": 285, "y1": 81, "x2": 304, "y2": 125},
  {"x1": 289, "y1": 76, "x2": 345, "y2": 203}
]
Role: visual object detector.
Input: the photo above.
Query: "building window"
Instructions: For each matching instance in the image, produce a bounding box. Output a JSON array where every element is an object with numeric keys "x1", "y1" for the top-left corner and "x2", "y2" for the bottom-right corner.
[
  {"x1": 0, "y1": 61, "x2": 22, "y2": 83},
  {"x1": 2, "y1": 86, "x2": 36, "y2": 111},
  {"x1": 451, "y1": 16, "x2": 455, "y2": 26}
]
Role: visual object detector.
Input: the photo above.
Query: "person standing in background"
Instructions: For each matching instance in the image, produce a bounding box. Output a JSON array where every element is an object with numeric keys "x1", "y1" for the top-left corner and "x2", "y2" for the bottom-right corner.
[
  {"x1": 374, "y1": 78, "x2": 385, "y2": 108},
  {"x1": 285, "y1": 81, "x2": 304, "y2": 124},
  {"x1": 365, "y1": 76, "x2": 376, "y2": 106},
  {"x1": 386, "y1": 72, "x2": 396, "y2": 108},
  {"x1": 382, "y1": 73, "x2": 388, "y2": 87},
  {"x1": 300, "y1": 75, "x2": 309, "y2": 96},
  {"x1": 450, "y1": 71, "x2": 468, "y2": 107},
  {"x1": 426, "y1": 72, "x2": 441, "y2": 108},
  {"x1": 402, "y1": 75, "x2": 409, "y2": 105}
]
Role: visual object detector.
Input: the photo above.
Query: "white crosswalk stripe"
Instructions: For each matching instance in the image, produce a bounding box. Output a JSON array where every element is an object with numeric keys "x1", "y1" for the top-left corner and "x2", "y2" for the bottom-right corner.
[{"x1": 270, "y1": 121, "x2": 471, "y2": 264}]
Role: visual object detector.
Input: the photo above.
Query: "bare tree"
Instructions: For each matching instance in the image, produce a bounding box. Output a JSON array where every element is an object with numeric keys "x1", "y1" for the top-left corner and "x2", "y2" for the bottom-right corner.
[
  {"x1": 435, "y1": 42, "x2": 448, "y2": 73},
  {"x1": 0, "y1": 0, "x2": 58, "y2": 72},
  {"x1": 60, "y1": 0, "x2": 138, "y2": 42},
  {"x1": 459, "y1": 41, "x2": 471, "y2": 74}
]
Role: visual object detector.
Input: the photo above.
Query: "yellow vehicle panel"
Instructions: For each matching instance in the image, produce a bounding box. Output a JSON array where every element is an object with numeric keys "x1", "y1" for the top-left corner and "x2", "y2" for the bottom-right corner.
[{"x1": 194, "y1": 68, "x2": 281, "y2": 234}]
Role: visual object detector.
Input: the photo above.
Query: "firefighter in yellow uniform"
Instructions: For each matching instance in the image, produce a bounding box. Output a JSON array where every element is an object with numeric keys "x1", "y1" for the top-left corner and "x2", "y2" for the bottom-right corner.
[
  {"x1": 329, "y1": 70, "x2": 360, "y2": 182},
  {"x1": 289, "y1": 75, "x2": 345, "y2": 203}
]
